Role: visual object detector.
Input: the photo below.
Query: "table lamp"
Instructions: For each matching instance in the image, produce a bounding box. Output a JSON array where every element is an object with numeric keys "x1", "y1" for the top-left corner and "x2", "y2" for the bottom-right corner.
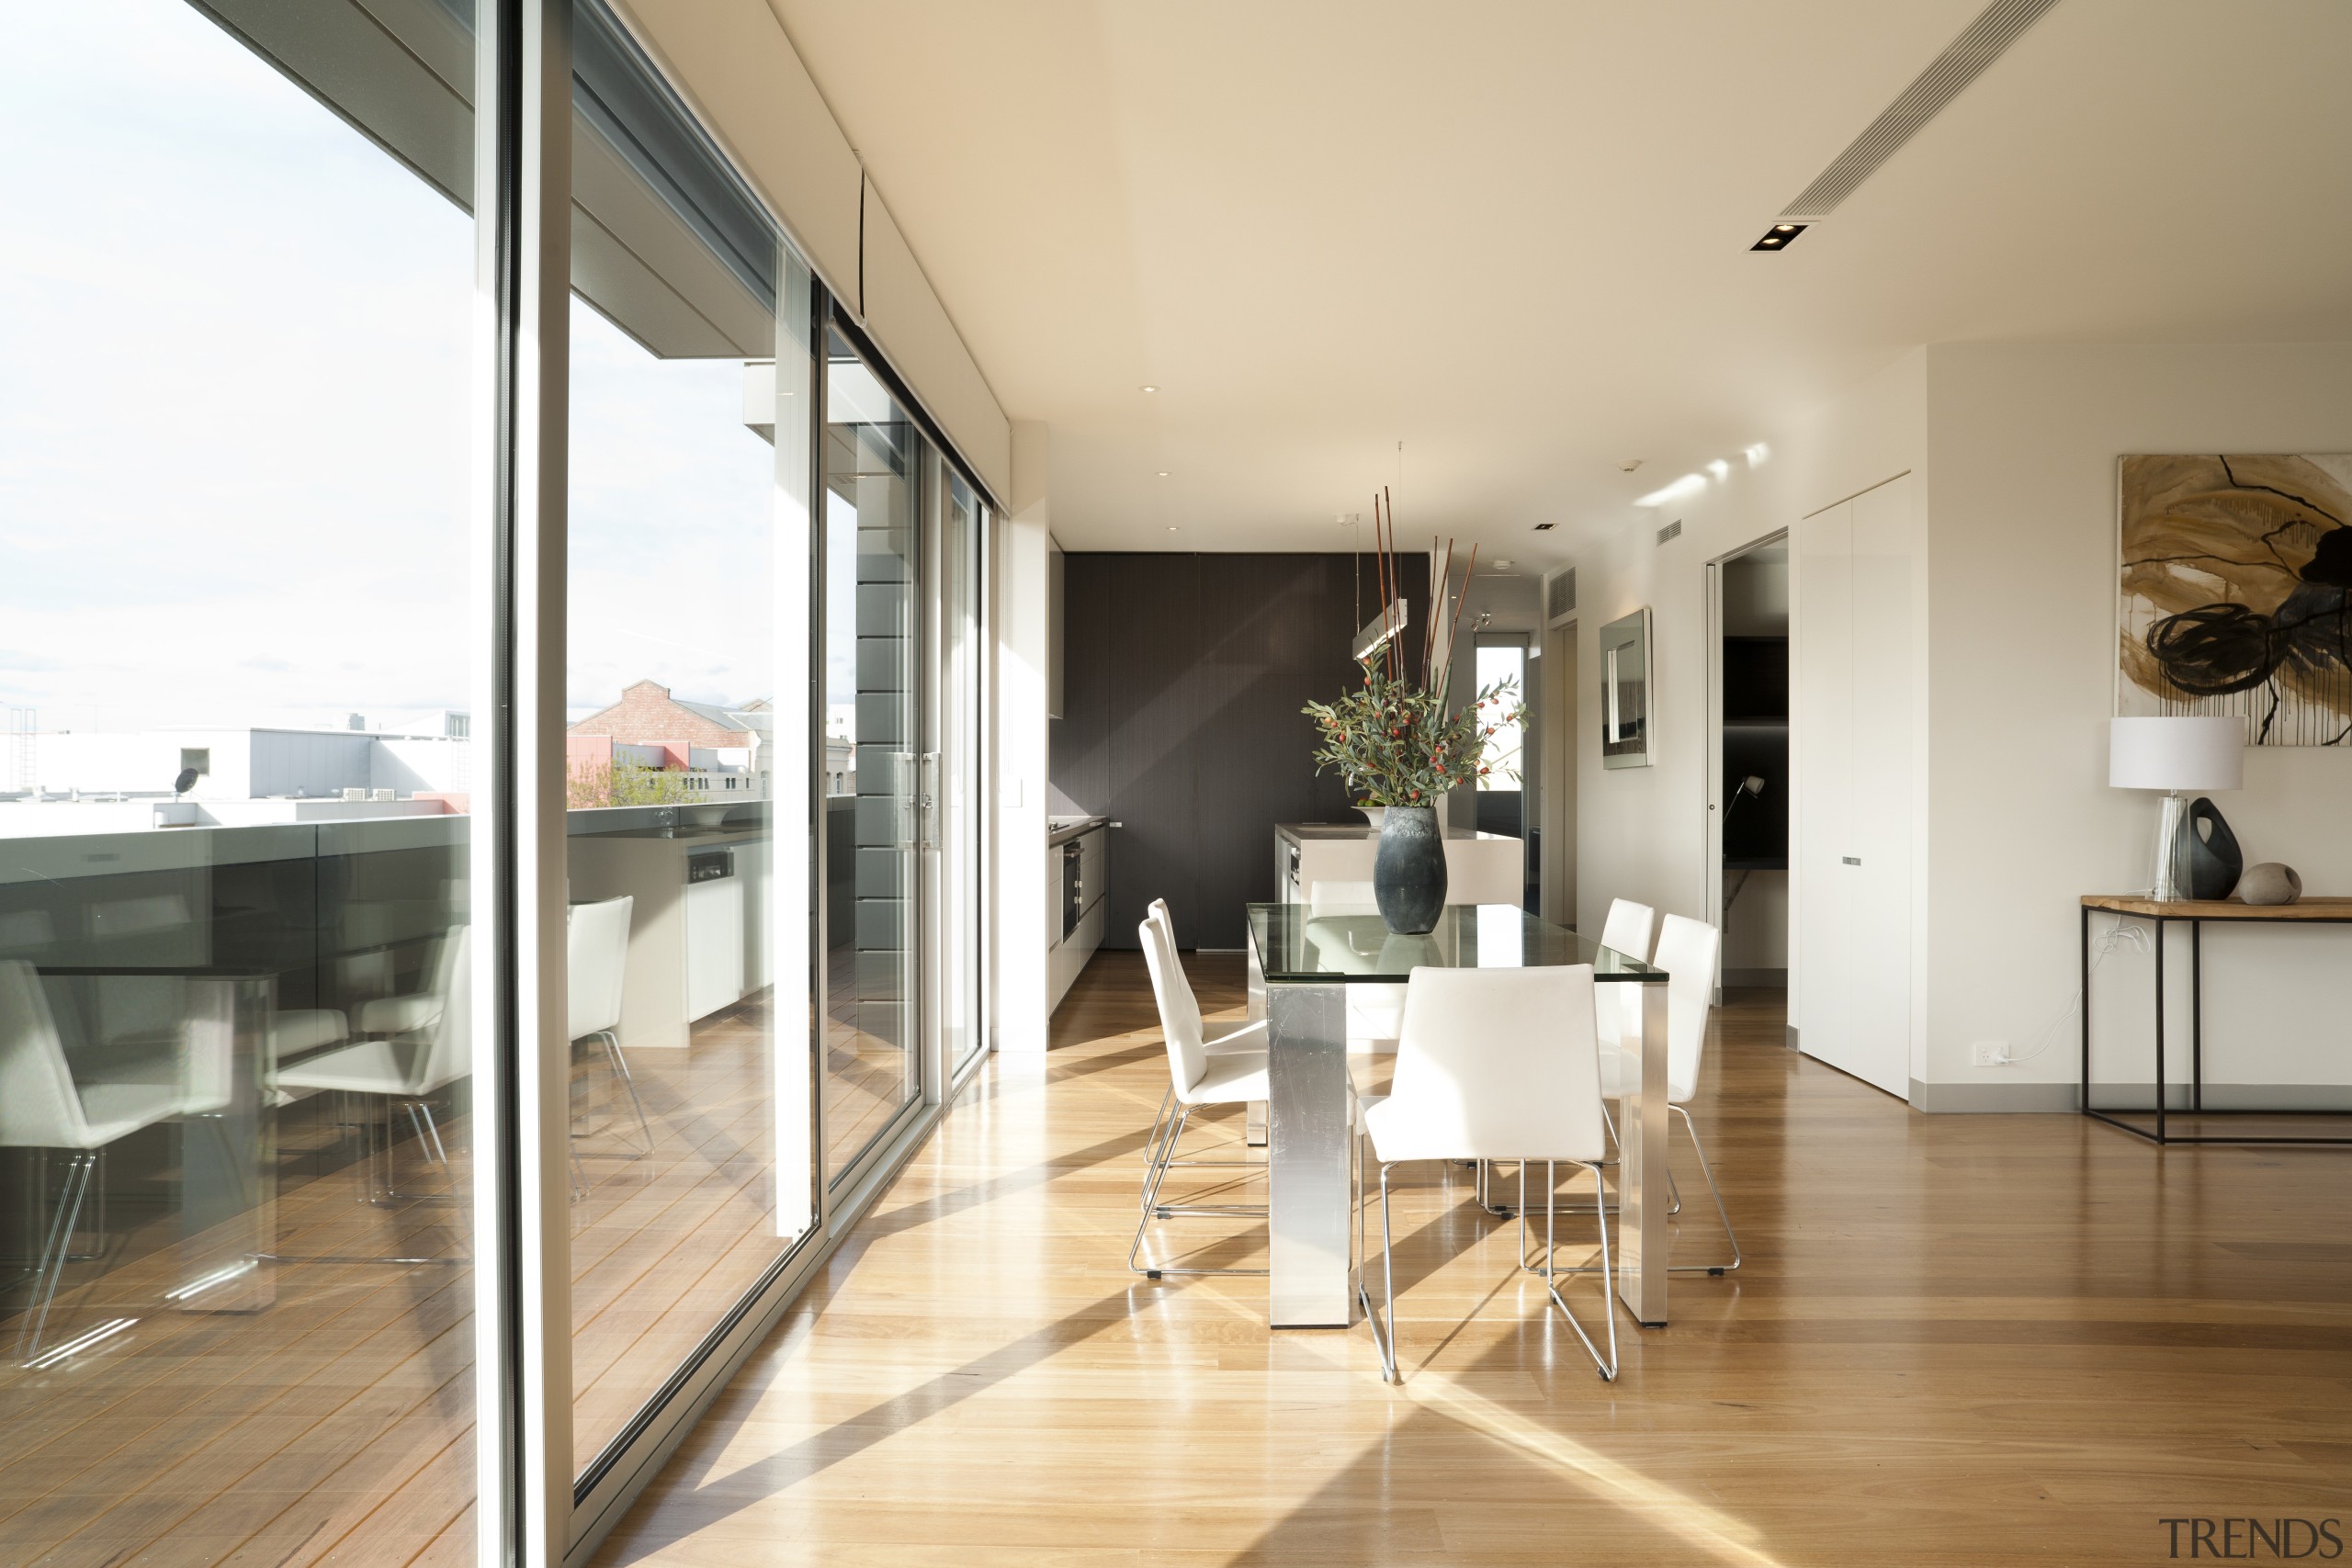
[{"x1": 2109, "y1": 716, "x2": 2244, "y2": 901}]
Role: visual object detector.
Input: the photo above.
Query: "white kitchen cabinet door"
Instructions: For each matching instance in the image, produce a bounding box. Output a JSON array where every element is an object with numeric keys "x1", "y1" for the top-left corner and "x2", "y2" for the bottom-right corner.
[{"x1": 684, "y1": 875, "x2": 746, "y2": 1021}]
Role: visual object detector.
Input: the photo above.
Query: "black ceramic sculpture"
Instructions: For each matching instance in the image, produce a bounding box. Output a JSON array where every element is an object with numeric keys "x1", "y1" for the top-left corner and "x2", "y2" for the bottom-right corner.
[
  {"x1": 1373, "y1": 805, "x2": 1448, "y2": 933},
  {"x1": 2178, "y1": 795, "x2": 2243, "y2": 901}
]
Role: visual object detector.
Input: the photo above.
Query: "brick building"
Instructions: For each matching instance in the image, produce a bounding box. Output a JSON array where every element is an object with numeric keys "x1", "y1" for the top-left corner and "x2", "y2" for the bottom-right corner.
[{"x1": 567, "y1": 680, "x2": 771, "y2": 790}]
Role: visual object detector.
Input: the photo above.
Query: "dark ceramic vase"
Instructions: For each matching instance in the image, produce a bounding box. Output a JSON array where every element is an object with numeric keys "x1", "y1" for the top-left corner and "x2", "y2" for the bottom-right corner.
[
  {"x1": 1374, "y1": 805, "x2": 1447, "y2": 933},
  {"x1": 2179, "y1": 795, "x2": 2243, "y2": 900}
]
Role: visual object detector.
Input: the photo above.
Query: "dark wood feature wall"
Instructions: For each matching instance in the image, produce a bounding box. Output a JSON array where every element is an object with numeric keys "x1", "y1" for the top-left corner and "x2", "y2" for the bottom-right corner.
[{"x1": 1053, "y1": 551, "x2": 1430, "y2": 950}]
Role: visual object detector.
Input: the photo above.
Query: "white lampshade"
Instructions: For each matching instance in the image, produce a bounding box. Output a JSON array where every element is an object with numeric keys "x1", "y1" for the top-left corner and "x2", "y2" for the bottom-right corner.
[{"x1": 2109, "y1": 716, "x2": 2244, "y2": 792}]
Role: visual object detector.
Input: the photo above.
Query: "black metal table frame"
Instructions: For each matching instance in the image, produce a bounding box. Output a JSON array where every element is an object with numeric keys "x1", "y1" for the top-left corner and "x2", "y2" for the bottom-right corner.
[{"x1": 2079, "y1": 903, "x2": 2352, "y2": 1146}]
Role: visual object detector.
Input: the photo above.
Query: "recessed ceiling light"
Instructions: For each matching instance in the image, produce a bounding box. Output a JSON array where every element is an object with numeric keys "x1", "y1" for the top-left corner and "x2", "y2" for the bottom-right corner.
[
  {"x1": 1491, "y1": 558, "x2": 1515, "y2": 571},
  {"x1": 1619, "y1": 458, "x2": 1644, "y2": 473},
  {"x1": 1751, "y1": 223, "x2": 1808, "y2": 251},
  {"x1": 1140, "y1": 385, "x2": 1159, "y2": 392},
  {"x1": 1532, "y1": 522, "x2": 1555, "y2": 531},
  {"x1": 1156, "y1": 470, "x2": 1170, "y2": 477},
  {"x1": 1167, "y1": 525, "x2": 1180, "y2": 532}
]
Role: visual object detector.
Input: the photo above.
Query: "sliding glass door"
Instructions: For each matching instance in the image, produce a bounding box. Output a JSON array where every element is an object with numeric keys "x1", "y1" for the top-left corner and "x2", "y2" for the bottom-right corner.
[
  {"x1": 2, "y1": 1, "x2": 989, "y2": 1559},
  {"x1": 821, "y1": 333, "x2": 926, "y2": 1187},
  {"x1": 0, "y1": 3, "x2": 481, "y2": 1561},
  {"x1": 560, "y1": 0, "x2": 818, "y2": 1486}
]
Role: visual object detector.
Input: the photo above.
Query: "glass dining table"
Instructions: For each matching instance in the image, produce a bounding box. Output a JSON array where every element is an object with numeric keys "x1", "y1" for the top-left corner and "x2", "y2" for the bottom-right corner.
[{"x1": 1245, "y1": 902, "x2": 1672, "y2": 1330}]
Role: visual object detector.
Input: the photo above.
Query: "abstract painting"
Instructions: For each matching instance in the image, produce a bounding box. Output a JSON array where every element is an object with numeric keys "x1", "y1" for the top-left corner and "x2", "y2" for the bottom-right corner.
[{"x1": 2118, "y1": 454, "x2": 2352, "y2": 746}]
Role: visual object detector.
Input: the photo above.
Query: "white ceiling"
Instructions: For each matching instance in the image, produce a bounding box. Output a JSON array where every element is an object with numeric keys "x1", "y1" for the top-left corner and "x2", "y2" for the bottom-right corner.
[{"x1": 768, "y1": 0, "x2": 2352, "y2": 561}]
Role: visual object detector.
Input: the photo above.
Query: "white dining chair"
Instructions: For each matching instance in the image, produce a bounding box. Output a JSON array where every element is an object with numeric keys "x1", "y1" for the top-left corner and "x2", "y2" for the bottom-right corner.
[
  {"x1": 0, "y1": 959, "x2": 183, "y2": 1359},
  {"x1": 276, "y1": 927, "x2": 471, "y2": 1201},
  {"x1": 1130, "y1": 914, "x2": 1271, "y2": 1280},
  {"x1": 1592, "y1": 897, "x2": 1659, "y2": 1080},
  {"x1": 352, "y1": 930, "x2": 460, "y2": 1039},
  {"x1": 1135, "y1": 899, "x2": 1265, "y2": 1212},
  {"x1": 1357, "y1": 964, "x2": 1617, "y2": 1382},
  {"x1": 568, "y1": 896, "x2": 650, "y2": 1158},
  {"x1": 1599, "y1": 913, "x2": 1738, "y2": 1273}
]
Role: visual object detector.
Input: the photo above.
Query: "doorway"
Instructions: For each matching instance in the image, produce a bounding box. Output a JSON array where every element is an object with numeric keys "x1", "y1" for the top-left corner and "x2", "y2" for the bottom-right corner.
[
  {"x1": 1539, "y1": 614, "x2": 1576, "y2": 926},
  {"x1": 1707, "y1": 537, "x2": 1789, "y2": 1006}
]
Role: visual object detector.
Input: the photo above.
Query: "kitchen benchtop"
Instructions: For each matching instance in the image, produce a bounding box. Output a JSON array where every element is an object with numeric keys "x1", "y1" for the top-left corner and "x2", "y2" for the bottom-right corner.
[
  {"x1": 1048, "y1": 814, "x2": 1110, "y2": 846},
  {"x1": 1276, "y1": 820, "x2": 1515, "y2": 843}
]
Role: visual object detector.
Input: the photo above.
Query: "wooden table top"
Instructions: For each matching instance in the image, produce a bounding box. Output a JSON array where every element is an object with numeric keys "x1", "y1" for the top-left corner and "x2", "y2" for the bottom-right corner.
[{"x1": 2083, "y1": 893, "x2": 2352, "y2": 919}]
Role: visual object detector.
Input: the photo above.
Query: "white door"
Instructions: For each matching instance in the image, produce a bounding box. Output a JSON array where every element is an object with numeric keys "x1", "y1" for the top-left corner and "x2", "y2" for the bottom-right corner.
[
  {"x1": 1796, "y1": 499, "x2": 1856, "y2": 1082},
  {"x1": 1849, "y1": 477, "x2": 1916, "y2": 1096},
  {"x1": 1794, "y1": 475, "x2": 1913, "y2": 1098}
]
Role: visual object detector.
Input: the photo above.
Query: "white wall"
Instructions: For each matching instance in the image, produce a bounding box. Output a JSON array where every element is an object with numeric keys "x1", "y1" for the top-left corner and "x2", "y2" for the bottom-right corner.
[
  {"x1": 1922, "y1": 342, "x2": 2352, "y2": 1107},
  {"x1": 1574, "y1": 350, "x2": 1928, "y2": 992},
  {"x1": 1574, "y1": 339, "x2": 2352, "y2": 1110},
  {"x1": 993, "y1": 422, "x2": 1053, "y2": 1051}
]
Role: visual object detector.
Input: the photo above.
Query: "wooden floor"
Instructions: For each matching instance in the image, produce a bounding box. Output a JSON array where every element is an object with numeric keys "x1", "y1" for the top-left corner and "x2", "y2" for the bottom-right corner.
[
  {"x1": 0, "y1": 993, "x2": 801, "y2": 1566},
  {"x1": 596, "y1": 949, "x2": 2352, "y2": 1567}
]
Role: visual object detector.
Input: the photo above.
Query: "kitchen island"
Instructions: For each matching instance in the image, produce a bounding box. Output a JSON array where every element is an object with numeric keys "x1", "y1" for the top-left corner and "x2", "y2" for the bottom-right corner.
[{"x1": 1273, "y1": 820, "x2": 1525, "y2": 908}]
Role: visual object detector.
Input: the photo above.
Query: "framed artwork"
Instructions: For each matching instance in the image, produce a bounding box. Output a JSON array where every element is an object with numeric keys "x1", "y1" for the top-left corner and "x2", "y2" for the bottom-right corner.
[
  {"x1": 1599, "y1": 607, "x2": 1652, "y2": 769},
  {"x1": 2118, "y1": 454, "x2": 2352, "y2": 746}
]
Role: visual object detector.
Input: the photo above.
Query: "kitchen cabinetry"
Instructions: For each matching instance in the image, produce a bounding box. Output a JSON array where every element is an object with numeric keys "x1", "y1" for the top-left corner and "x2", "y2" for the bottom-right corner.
[{"x1": 1048, "y1": 819, "x2": 1106, "y2": 1012}]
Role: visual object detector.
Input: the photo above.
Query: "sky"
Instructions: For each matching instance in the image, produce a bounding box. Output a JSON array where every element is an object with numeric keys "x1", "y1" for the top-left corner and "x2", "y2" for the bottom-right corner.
[{"x1": 0, "y1": 0, "x2": 792, "y2": 741}]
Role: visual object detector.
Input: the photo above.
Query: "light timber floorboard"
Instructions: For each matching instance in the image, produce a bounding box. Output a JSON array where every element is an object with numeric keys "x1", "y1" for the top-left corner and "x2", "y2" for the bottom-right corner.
[{"x1": 594, "y1": 950, "x2": 2352, "y2": 1568}]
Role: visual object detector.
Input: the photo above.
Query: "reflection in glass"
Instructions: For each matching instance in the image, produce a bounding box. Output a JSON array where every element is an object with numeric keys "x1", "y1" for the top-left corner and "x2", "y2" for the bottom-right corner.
[
  {"x1": 561, "y1": 0, "x2": 814, "y2": 1475},
  {"x1": 823, "y1": 336, "x2": 924, "y2": 1179},
  {"x1": 0, "y1": 2, "x2": 477, "y2": 1558}
]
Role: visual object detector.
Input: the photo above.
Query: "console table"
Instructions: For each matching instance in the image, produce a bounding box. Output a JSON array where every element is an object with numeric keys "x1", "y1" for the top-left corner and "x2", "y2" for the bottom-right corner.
[{"x1": 2079, "y1": 895, "x2": 2352, "y2": 1146}]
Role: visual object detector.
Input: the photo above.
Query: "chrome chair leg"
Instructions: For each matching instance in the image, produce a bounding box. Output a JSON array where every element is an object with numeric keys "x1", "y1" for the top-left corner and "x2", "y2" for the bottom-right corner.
[
  {"x1": 1532, "y1": 1159, "x2": 1618, "y2": 1380},
  {"x1": 1137, "y1": 1084, "x2": 1174, "y2": 1213},
  {"x1": 602, "y1": 1032, "x2": 655, "y2": 1156},
  {"x1": 1670, "y1": 1103, "x2": 1741, "y2": 1274},
  {"x1": 1148, "y1": 1089, "x2": 1267, "y2": 1198},
  {"x1": 1144, "y1": 1107, "x2": 1268, "y2": 1220},
  {"x1": 1128, "y1": 1103, "x2": 1268, "y2": 1280},
  {"x1": 1359, "y1": 1161, "x2": 1399, "y2": 1382},
  {"x1": 17, "y1": 1150, "x2": 97, "y2": 1361},
  {"x1": 418, "y1": 1099, "x2": 450, "y2": 1167}
]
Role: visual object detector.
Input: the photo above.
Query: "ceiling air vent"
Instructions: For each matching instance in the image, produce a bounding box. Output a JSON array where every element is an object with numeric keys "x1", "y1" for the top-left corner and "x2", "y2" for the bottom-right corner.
[
  {"x1": 1779, "y1": 0, "x2": 2063, "y2": 220},
  {"x1": 1657, "y1": 520, "x2": 1683, "y2": 546},
  {"x1": 1546, "y1": 569, "x2": 1577, "y2": 624}
]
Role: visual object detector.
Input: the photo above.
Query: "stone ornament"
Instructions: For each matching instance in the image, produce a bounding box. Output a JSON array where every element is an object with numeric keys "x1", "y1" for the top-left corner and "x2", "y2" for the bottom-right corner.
[{"x1": 2236, "y1": 863, "x2": 2303, "y2": 905}]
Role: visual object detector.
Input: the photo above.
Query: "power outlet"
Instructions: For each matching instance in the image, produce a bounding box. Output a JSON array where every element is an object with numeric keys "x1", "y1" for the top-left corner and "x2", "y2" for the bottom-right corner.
[{"x1": 1971, "y1": 1041, "x2": 2011, "y2": 1067}]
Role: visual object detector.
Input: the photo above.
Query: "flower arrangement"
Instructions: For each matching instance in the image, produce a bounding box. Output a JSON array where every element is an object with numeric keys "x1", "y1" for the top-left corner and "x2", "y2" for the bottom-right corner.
[{"x1": 1303, "y1": 491, "x2": 1524, "y2": 807}]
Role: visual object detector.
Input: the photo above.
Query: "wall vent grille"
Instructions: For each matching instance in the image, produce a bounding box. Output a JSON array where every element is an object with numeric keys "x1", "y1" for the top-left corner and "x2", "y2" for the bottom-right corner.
[
  {"x1": 1780, "y1": 0, "x2": 2061, "y2": 220},
  {"x1": 1657, "y1": 520, "x2": 1683, "y2": 546},
  {"x1": 1546, "y1": 569, "x2": 1576, "y2": 623}
]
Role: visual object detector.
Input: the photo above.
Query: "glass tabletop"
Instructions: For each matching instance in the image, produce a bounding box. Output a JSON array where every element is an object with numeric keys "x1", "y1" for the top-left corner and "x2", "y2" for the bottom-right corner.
[{"x1": 1247, "y1": 902, "x2": 1663, "y2": 985}]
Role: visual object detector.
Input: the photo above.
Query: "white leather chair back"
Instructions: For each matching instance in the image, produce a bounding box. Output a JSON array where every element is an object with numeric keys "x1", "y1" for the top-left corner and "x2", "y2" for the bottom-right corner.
[
  {"x1": 0, "y1": 960, "x2": 90, "y2": 1149},
  {"x1": 1653, "y1": 914, "x2": 1721, "y2": 1103},
  {"x1": 567, "y1": 897, "x2": 633, "y2": 1041},
  {"x1": 413, "y1": 927, "x2": 473, "y2": 1094},
  {"x1": 1600, "y1": 898, "x2": 1657, "y2": 964},
  {"x1": 1137, "y1": 916, "x2": 1207, "y2": 1097},
  {"x1": 1368, "y1": 964, "x2": 1604, "y2": 1164}
]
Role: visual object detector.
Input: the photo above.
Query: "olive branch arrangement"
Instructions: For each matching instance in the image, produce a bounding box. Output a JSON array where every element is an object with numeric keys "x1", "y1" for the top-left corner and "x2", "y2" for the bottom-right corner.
[{"x1": 1302, "y1": 490, "x2": 1524, "y2": 807}]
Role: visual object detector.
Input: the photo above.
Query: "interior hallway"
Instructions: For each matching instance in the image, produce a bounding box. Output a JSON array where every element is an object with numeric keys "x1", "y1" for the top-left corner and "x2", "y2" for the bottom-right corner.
[{"x1": 596, "y1": 951, "x2": 2352, "y2": 1566}]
